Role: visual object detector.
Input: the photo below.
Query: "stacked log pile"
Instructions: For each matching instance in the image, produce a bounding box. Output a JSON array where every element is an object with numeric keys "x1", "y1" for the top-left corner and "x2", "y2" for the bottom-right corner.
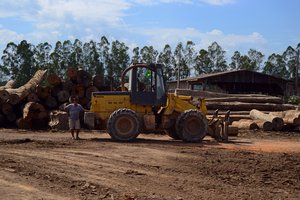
[
  {"x1": 0, "y1": 68, "x2": 111, "y2": 129},
  {"x1": 174, "y1": 89, "x2": 299, "y2": 132}
]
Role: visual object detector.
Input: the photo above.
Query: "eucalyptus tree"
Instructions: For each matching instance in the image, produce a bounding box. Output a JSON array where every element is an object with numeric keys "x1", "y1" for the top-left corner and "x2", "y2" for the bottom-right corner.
[
  {"x1": 157, "y1": 44, "x2": 175, "y2": 80},
  {"x1": 69, "y1": 39, "x2": 83, "y2": 68},
  {"x1": 131, "y1": 47, "x2": 140, "y2": 64},
  {"x1": 263, "y1": 53, "x2": 289, "y2": 78},
  {"x1": 140, "y1": 46, "x2": 158, "y2": 64},
  {"x1": 82, "y1": 40, "x2": 102, "y2": 75},
  {"x1": 34, "y1": 42, "x2": 52, "y2": 72},
  {"x1": 247, "y1": 49, "x2": 264, "y2": 71},
  {"x1": 98, "y1": 36, "x2": 110, "y2": 74},
  {"x1": 1, "y1": 42, "x2": 19, "y2": 81},
  {"x1": 207, "y1": 41, "x2": 227, "y2": 72},
  {"x1": 15, "y1": 40, "x2": 35, "y2": 87},
  {"x1": 107, "y1": 40, "x2": 130, "y2": 80},
  {"x1": 50, "y1": 41, "x2": 64, "y2": 76},
  {"x1": 194, "y1": 49, "x2": 211, "y2": 75},
  {"x1": 183, "y1": 41, "x2": 195, "y2": 78},
  {"x1": 174, "y1": 42, "x2": 187, "y2": 81}
]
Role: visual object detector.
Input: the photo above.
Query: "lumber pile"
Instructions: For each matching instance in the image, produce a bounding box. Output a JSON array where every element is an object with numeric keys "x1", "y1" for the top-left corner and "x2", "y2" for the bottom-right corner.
[{"x1": 0, "y1": 68, "x2": 111, "y2": 129}]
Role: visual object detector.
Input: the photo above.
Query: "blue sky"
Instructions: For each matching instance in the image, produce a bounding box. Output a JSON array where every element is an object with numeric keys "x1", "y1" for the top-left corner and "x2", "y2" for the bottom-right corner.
[{"x1": 0, "y1": 0, "x2": 299, "y2": 59}]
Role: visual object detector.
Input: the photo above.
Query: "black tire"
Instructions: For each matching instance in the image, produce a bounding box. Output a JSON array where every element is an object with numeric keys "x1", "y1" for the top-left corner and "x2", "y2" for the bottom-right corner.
[
  {"x1": 166, "y1": 126, "x2": 181, "y2": 140},
  {"x1": 107, "y1": 108, "x2": 140, "y2": 141},
  {"x1": 175, "y1": 109, "x2": 208, "y2": 142}
]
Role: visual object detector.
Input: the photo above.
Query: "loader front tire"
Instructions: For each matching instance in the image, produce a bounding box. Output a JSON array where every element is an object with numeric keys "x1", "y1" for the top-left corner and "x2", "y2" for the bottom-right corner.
[
  {"x1": 176, "y1": 109, "x2": 208, "y2": 142},
  {"x1": 107, "y1": 108, "x2": 140, "y2": 141},
  {"x1": 167, "y1": 126, "x2": 180, "y2": 140}
]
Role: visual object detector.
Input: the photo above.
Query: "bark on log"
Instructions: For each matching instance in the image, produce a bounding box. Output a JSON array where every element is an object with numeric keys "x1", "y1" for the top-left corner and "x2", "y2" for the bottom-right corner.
[
  {"x1": 205, "y1": 96, "x2": 283, "y2": 104},
  {"x1": 77, "y1": 69, "x2": 92, "y2": 87},
  {"x1": 206, "y1": 102, "x2": 296, "y2": 111},
  {"x1": 254, "y1": 120, "x2": 273, "y2": 131},
  {"x1": 47, "y1": 74, "x2": 62, "y2": 86},
  {"x1": 231, "y1": 119, "x2": 259, "y2": 130},
  {"x1": 0, "y1": 114, "x2": 5, "y2": 127},
  {"x1": 5, "y1": 69, "x2": 47, "y2": 104},
  {"x1": 49, "y1": 110, "x2": 69, "y2": 130},
  {"x1": 67, "y1": 67, "x2": 78, "y2": 81},
  {"x1": 0, "y1": 80, "x2": 15, "y2": 90},
  {"x1": 250, "y1": 109, "x2": 284, "y2": 131},
  {"x1": 51, "y1": 85, "x2": 62, "y2": 97},
  {"x1": 36, "y1": 86, "x2": 50, "y2": 99}
]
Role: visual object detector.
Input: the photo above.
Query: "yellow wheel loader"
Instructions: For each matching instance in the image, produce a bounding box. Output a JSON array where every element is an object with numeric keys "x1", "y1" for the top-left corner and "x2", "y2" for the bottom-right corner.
[{"x1": 88, "y1": 63, "x2": 228, "y2": 142}]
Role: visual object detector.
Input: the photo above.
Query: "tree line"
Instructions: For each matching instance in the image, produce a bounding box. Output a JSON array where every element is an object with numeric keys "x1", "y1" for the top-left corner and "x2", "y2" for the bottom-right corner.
[{"x1": 0, "y1": 35, "x2": 299, "y2": 87}]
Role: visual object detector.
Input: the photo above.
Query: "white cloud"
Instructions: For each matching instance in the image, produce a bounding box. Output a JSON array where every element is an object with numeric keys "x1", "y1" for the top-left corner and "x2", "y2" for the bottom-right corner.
[
  {"x1": 0, "y1": 26, "x2": 24, "y2": 45},
  {"x1": 200, "y1": 0, "x2": 236, "y2": 6},
  {"x1": 138, "y1": 27, "x2": 266, "y2": 52}
]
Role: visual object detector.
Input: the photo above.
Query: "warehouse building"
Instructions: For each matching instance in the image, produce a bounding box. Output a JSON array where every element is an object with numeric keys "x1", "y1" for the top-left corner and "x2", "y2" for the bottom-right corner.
[{"x1": 167, "y1": 69, "x2": 294, "y2": 96}]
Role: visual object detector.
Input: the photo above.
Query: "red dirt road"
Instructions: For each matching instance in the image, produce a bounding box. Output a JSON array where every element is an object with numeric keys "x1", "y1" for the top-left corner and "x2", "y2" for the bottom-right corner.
[{"x1": 0, "y1": 129, "x2": 299, "y2": 200}]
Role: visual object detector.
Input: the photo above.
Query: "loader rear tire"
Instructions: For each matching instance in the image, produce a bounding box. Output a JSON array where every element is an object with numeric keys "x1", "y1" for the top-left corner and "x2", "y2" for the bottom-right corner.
[
  {"x1": 176, "y1": 109, "x2": 208, "y2": 142},
  {"x1": 107, "y1": 108, "x2": 140, "y2": 141}
]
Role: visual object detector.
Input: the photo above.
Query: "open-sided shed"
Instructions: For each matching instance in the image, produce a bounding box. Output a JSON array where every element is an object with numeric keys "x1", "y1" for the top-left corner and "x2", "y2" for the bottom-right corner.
[{"x1": 168, "y1": 69, "x2": 293, "y2": 96}]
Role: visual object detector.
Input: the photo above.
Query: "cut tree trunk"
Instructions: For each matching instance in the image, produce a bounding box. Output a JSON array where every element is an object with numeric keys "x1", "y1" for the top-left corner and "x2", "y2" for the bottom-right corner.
[
  {"x1": 36, "y1": 86, "x2": 50, "y2": 99},
  {"x1": 0, "y1": 80, "x2": 15, "y2": 90},
  {"x1": 250, "y1": 109, "x2": 284, "y2": 131},
  {"x1": 205, "y1": 96, "x2": 283, "y2": 104},
  {"x1": 254, "y1": 120, "x2": 273, "y2": 131},
  {"x1": 71, "y1": 84, "x2": 85, "y2": 98},
  {"x1": 23, "y1": 102, "x2": 48, "y2": 122},
  {"x1": 44, "y1": 96, "x2": 58, "y2": 109},
  {"x1": 231, "y1": 119, "x2": 259, "y2": 130},
  {"x1": 77, "y1": 69, "x2": 92, "y2": 87},
  {"x1": 0, "y1": 80, "x2": 15, "y2": 101},
  {"x1": 27, "y1": 93, "x2": 39, "y2": 102},
  {"x1": 47, "y1": 73, "x2": 62, "y2": 86},
  {"x1": 206, "y1": 102, "x2": 295, "y2": 111},
  {"x1": 67, "y1": 67, "x2": 78, "y2": 81},
  {"x1": 270, "y1": 110, "x2": 300, "y2": 126},
  {"x1": 1, "y1": 102, "x2": 13, "y2": 115},
  {"x1": 93, "y1": 75, "x2": 105, "y2": 89},
  {"x1": 5, "y1": 69, "x2": 47, "y2": 105},
  {"x1": 85, "y1": 86, "x2": 99, "y2": 100},
  {"x1": 17, "y1": 118, "x2": 32, "y2": 129},
  {"x1": 57, "y1": 90, "x2": 70, "y2": 103}
]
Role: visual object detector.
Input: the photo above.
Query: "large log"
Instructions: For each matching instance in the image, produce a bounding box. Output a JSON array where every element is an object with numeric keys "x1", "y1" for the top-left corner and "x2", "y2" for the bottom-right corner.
[
  {"x1": 5, "y1": 69, "x2": 47, "y2": 104},
  {"x1": 57, "y1": 90, "x2": 70, "y2": 103},
  {"x1": 77, "y1": 69, "x2": 92, "y2": 87},
  {"x1": 1, "y1": 102, "x2": 13, "y2": 115},
  {"x1": 254, "y1": 120, "x2": 273, "y2": 131},
  {"x1": 206, "y1": 102, "x2": 296, "y2": 111},
  {"x1": 44, "y1": 96, "x2": 58, "y2": 109},
  {"x1": 85, "y1": 86, "x2": 99, "y2": 100},
  {"x1": 0, "y1": 80, "x2": 15, "y2": 101},
  {"x1": 0, "y1": 114, "x2": 5, "y2": 127},
  {"x1": 47, "y1": 73, "x2": 62, "y2": 86},
  {"x1": 23, "y1": 102, "x2": 48, "y2": 122},
  {"x1": 17, "y1": 118, "x2": 32, "y2": 129},
  {"x1": 231, "y1": 119, "x2": 259, "y2": 130},
  {"x1": 250, "y1": 109, "x2": 284, "y2": 131},
  {"x1": 67, "y1": 67, "x2": 78, "y2": 81},
  {"x1": 205, "y1": 96, "x2": 283, "y2": 104},
  {"x1": 71, "y1": 84, "x2": 85, "y2": 98},
  {"x1": 27, "y1": 93, "x2": 39, "y2": 102},
  {"x1": 93, "y1": 75, "x2": 105, "y2": 89},
  {"x1": 36, "y1": 86, "x2": 50, "y2": 99},
  {"x1": 270, "y1": 110, "x2": 300, "y2": 126}
]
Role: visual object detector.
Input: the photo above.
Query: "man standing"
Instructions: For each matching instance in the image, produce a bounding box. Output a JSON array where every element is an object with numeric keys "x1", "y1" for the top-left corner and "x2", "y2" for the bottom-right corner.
[{"x1": 65, "y1": 96, "x2": 85, "y2": 140}]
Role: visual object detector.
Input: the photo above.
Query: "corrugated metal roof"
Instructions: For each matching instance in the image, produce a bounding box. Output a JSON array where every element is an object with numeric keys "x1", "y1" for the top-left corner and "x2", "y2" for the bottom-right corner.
[{"x1": 168, "y1": 69, "x2": 289, "y2": 83}]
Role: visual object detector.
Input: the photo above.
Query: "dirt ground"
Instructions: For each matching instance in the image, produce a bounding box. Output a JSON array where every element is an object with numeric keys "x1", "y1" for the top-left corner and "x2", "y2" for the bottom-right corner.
[{"x1": 0, "y1": 129, "x2": 299, "y2": 200}]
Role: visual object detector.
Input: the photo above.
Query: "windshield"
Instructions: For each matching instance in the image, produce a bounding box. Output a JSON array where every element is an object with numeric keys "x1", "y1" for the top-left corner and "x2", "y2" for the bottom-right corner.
[{"x1": 156, "y1": 68, "x2": 166, "y2": 99}]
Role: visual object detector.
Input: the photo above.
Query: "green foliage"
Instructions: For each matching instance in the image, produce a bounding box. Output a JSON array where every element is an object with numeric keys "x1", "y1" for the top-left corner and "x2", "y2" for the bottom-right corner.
[{"x1": 287, "y1": 96, "x2": 300, "y2": 105}]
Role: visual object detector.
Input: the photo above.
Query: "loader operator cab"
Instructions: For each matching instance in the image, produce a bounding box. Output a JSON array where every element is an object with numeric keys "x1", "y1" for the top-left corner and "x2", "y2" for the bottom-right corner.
[{"x1": 121, "y1": 63, "x2": 167, "y2": 107}]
